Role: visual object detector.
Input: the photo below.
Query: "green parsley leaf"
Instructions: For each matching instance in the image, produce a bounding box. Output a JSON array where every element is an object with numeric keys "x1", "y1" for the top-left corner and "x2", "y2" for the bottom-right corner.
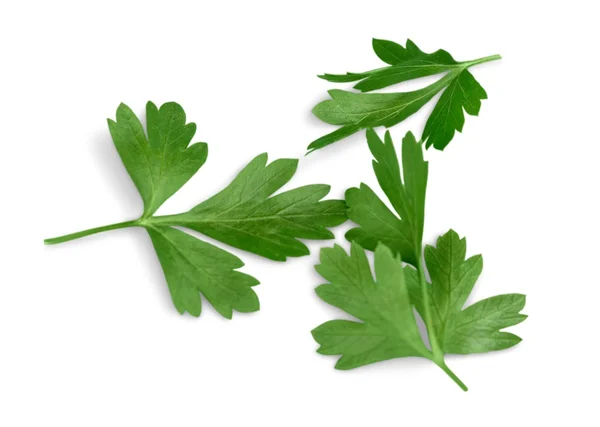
[
  {"x1": 421, "y1": 70, "x2": 488, "y2": 151},
  {"x1": 151, "y1": 154, "x2": 346, "y2": 261},
  {"x1": 45, "y1": 102, "x2": 347, "y2": 318},
  {"x1": 312, "y1": 241, "x2": 469, "y2": 388},
  {"x1": 345, "y1": 129, "x2": 427, "y2": 267},
  {"x1": 320, "y1": 39, "x2": 458, "y2": 92},
  {"x1": 313, "y1": 129, "x2": 526, "y2": 390},
  {"x1": 309, "y1": 39, "x2": 500, "y2": 153},
  {"x1": 404, "y1": 230, "x2": 527, "y2": 354},
  {"x1": 108, "y1": 102, "x2": 208, "y2": 217},
  {"x1": 312, "y1": 243, "x2": 431, "y2": 369},
  {"x1": 147, "y1": 226, "x2": 259, "y2": 318}
]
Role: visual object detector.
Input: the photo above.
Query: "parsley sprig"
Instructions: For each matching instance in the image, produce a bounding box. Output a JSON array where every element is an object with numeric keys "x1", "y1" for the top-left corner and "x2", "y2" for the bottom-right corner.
[
  {"x1": 309, "y1": 39, "x2": 500, "y2": 153},
  {"x1": 312, "y1": 129, "x2": 526, "y2": 390},
  {"x1": 45, "y1": 102, "x2": 347, "y2": 318}
]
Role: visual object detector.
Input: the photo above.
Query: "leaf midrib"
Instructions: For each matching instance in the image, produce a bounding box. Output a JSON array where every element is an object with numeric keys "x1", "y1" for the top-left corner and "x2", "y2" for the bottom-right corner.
[
  {"x1": 153, "y1": 211, "x2": 343, "y2": 225},
  {"x1": 335, "y1": 69, "x2": 463, "y2": 126}
]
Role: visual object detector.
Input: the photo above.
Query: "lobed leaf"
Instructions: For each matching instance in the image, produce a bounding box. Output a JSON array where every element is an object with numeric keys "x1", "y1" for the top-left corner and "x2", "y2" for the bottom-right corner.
[
  {"x1": 148, "y1": 226, "x2": 259, "y2": 318},
  {"x1": 319, "y1": 39, "x2": 458, "y2": 92},
  {"x1": 47, "y1": 102, "x2": 348, "y2": 319},
  {"x1": 312, "y1": 243, "x2": 431, "y2": 369},
  {"x1": 405, "y1": 230, "x2": 527, "y2": 354},
  {"x1": 422, "y1": 70, "x2": 488, "y2": 150},
  {"x1": 155, "y1": 153, "x2": 348, "y2": 261},
  {"x1": 310, "y1": 38, "x2": 499, "y2": 153},
  {"x1": 345, "y1": 130, "x2": 427, "y2": 267},
  {"x1": 108, "y1": 102, "x2": 208, "y2": 216}
]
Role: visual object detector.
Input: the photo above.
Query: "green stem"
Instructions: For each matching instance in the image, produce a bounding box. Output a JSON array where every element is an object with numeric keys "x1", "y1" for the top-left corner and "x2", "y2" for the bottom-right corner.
[
  {"x1": 417, "y1": 258, "x2": 467, "y2": 391},
  {"x1": 436, "y1": 361, "x2": 468, "y2": 392},
  {"x1": 44, "y1": 219, "x2": 140, "y2": 245},
  {"x1": 464, "y1": 54, "x2": 502, "y2": 68},
  {"x1": 417, "y1": 258, "x2": 442, "y2": 356}
]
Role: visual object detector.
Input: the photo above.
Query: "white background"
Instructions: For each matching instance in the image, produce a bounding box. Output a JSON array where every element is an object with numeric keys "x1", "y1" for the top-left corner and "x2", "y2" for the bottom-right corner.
[{"x1": 1, "y1": 0, "x2": 599, "y2": 425}]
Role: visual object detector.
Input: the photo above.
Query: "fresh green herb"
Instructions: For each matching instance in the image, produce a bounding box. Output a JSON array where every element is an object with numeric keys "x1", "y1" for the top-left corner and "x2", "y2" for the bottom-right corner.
[
  {"x1": 313, "y1": 243, "x2": 432, "y2": 369},
  {"x1": 405, "y1": 230, "x2": 527, "y2": 355},
  {"x1": 312, "y1": 129, "x2": 526, "y2": 390},
  {"x1": 345, "y1": 129, "x2": 426, "y2": 267},
  {"x1": 45, "y1": 102, "x2": 347, "y2": 318},
  {"x1": 308, "y1": 39, "x2": 500, "y2": 153}
]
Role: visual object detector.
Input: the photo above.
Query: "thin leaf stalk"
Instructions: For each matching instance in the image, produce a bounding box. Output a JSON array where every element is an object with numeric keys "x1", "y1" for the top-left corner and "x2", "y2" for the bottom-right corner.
[
  {"x1": 462, "y1": 54, "x2": 502, "y2": 68},
  {"x1": 44, "y1": 219, "x2": 140, "y2": 245},
  {"x1": 417, "y1": 257, "x2": 467, "y2": 391}
]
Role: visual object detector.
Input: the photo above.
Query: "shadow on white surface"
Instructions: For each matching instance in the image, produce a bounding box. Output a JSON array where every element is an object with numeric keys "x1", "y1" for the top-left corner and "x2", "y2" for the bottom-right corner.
[{"x1": 89, "y1": 129, "x2": 143, "y2": 216}]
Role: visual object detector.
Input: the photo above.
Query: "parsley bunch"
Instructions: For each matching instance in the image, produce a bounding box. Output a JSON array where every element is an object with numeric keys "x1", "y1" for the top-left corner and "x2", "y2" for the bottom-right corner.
[{"x1": 44, "y1": 37, "x2": 525, "y2": 390}]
